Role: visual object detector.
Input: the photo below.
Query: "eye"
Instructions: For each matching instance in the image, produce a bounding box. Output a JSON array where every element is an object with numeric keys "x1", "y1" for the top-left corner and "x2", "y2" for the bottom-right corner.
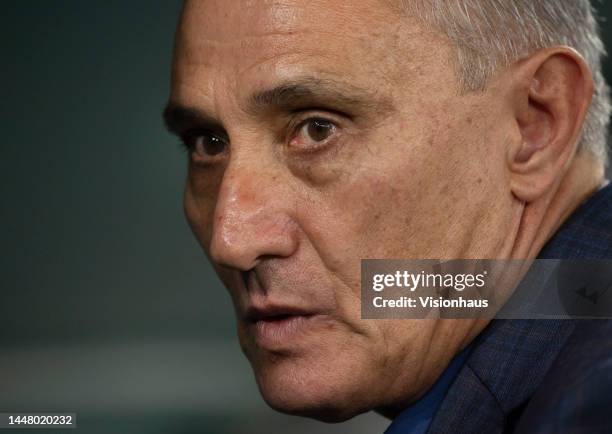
[
  {"x1": 289, "y1": 118, "x2": 337, "y2": 150},
  {"x1": 182, "y1": 131, "x2": 228, "y2": 162}
]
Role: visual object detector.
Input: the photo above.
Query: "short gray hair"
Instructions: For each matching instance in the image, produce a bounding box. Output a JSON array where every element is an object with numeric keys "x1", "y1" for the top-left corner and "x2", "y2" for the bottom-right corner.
[{"x1": 403, "y1": 0, "x2": 611, "y2": 164}]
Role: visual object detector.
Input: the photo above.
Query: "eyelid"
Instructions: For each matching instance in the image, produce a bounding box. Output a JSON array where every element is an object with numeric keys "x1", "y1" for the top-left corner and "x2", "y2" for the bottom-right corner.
[
  {"x1": 286, "y1": 110, "x2": 345, "y2": 140},
  {"x1": 290, "y1": 108, "x2": 347, "y2": 124},
  {"x1": 179, "y1": 130, "x2": 230, "y2": 167},
  {"x1": 283, "y1": 115, "x2": 343, "y2": 155},
  {"x1": 181, "y1": 128, "x2": 229, "y2": 150}
]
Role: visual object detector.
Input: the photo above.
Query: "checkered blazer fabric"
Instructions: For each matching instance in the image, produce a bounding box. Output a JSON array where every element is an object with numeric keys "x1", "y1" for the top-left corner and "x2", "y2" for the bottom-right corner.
[{"x1": 427, "y1": 183, "x2": 612, "y2": 434}]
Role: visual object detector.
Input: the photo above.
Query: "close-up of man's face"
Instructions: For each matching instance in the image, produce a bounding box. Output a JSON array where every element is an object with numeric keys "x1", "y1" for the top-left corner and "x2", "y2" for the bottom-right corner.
[
  {"x1": 4, "y1": 1, "x2": 612, "y2": 433},
  {"x1": 165, "y1": 0, "x2": 600, "y2": 424}
]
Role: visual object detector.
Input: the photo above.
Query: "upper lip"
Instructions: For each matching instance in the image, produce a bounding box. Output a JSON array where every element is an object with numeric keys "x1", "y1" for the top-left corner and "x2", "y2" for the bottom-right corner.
[{"x1": 245, "y1": 305, "x2": 314, "y2": 323}]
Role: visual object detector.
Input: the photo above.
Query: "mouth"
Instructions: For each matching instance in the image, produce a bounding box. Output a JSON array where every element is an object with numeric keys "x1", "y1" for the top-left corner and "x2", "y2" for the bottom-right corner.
[{"x1": 245, "y1": 306, "x2": 322, "y2": 348}]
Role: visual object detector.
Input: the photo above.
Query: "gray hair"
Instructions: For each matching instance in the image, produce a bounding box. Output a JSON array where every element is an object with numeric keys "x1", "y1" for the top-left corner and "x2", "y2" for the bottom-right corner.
[{"x1": 403, "y1": 0, "x2": 611, "y2": 164}]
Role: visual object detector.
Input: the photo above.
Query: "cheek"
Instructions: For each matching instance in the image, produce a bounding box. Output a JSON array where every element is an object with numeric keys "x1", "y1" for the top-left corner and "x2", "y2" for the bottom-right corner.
[
  {"x1": 296, "y1": 158, "x2": 425, "y2": 273},
  {"x1": 183, "y1": 185, "x2": 211, "y2": 249},
  {"x1": 183, "y1": 167, "x2": 223, "y2": 246},
  {"x1": 296, "y1": 109, "x2": 505, "y2": 268}
]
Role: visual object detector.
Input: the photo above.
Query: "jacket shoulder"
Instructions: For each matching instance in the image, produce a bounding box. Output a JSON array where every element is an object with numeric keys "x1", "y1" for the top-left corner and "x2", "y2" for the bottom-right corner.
[
  {"x1": 515, "y1": 320, "x2": 612, "y2": 433},
  {"x1": 539, "y1": 183, "x2": 612, "y2": 259}
]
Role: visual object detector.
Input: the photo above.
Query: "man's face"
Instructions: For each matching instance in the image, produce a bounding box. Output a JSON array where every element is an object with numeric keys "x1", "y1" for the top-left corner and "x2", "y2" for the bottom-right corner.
[{"x1": 168, "y1": 0, "x2": 516, "y2": 421}]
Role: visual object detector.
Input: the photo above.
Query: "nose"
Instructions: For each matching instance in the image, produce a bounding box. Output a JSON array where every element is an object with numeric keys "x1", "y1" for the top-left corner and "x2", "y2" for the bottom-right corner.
[{"x1": 209, "y1": 162, "x2": 299, "y2": 271}]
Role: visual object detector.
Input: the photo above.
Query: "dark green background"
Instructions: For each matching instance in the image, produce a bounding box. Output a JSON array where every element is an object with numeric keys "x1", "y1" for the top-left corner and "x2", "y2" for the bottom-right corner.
[{"x1": 1, "y1": 1, "x2": 611, "y2": 433}]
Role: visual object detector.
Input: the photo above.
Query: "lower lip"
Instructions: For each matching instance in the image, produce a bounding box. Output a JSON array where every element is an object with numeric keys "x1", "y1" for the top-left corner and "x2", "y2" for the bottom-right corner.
[{"x1": 251, "y1": 315, "x2": 319, "y2": 348}]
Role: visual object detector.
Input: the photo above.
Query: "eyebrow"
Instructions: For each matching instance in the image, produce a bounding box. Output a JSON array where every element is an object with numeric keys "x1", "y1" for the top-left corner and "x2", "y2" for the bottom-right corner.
[
  {"x1": 163, "y1": 104, "x2": 223, "y2": 136},
  {"x1": 247, "y1": 77, "x2": 391, "y2": 115},
  {"x1": 163, "y1": 77, "x2": 394, "y2": 135}
]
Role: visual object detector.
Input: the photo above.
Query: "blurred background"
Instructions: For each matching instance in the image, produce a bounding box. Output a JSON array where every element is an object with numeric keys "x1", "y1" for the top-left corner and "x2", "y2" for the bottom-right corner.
[{"x1": 1, "y1": 1, "x2": 611, "y2": 433}]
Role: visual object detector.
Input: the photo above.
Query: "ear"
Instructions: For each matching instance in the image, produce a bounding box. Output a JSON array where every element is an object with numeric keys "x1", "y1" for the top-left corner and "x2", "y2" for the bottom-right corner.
[{"x1": 506, "y1": 47, "x2": 594, "y2": 203}]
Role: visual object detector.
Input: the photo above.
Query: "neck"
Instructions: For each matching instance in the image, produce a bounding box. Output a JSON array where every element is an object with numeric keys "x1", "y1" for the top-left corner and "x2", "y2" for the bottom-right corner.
[
  {"x1": 458, "y1": 151, "x2": 605, "y2": 376},
  {"x1": 378, "y1": 153, "x2": 605, "y2": 421},
  {"x1": 512, "y1": 151, "x2": 605, "y2": 260}
]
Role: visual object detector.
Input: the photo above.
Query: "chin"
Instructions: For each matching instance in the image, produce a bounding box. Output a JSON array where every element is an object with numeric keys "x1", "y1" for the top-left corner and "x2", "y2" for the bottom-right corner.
[{"x1": 250, "y1": 351, "x2": 375, "y2": 423}]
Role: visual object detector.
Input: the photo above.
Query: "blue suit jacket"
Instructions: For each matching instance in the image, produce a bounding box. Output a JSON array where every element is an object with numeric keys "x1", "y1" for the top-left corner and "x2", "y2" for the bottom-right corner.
[{"x1": 428, "y1": 183, "x2": 612, "y2": 433}]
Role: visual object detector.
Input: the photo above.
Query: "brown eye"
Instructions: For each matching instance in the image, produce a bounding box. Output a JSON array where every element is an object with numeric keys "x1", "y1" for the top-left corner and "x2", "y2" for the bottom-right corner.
[
  {"x1": 195, "y1": 134, "x2": 226, "y2": 156},
  {"x1": 306, "y1": 119, "x2": 335, "y2": 142},
  {"x1": 290, "y1": 118, "x2": 337, "y2": 150},
  {"x1": 183, "y1": 131, "x2": 228, "y2": 162}
]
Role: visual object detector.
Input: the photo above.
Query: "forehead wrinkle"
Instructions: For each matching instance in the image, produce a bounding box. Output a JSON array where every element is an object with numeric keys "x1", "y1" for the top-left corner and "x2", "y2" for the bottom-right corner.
[
  {"x1": 180, "y1": 29, "x2": 318, "y2": 54},
  {"x1": 175, "y1": 28, "x2": 321, "y2": 79},
  {"x1": 174, "y1": 0, "x2": 445, "y2": 123},
  {"x1": 179, "y1": 0, "x2": 305, "y2": 49},
  {"x1": 177, "y1": 0, "x2": 418, "y2": 79}
]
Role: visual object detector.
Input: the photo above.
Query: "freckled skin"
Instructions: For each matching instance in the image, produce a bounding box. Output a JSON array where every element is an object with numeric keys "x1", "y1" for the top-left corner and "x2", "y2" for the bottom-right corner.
[{"x1": 168, "y1": 0, "x2": 601, "y2": 423}]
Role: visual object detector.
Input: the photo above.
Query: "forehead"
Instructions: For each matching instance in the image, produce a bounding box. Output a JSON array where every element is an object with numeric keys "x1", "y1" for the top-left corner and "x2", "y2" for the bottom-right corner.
[
  {"x1": 177, "y1": 0, "x2": 402, "y2": 63},
  {"x1": 172, "y1": 0, "x2": 447, "y2": 107}
]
